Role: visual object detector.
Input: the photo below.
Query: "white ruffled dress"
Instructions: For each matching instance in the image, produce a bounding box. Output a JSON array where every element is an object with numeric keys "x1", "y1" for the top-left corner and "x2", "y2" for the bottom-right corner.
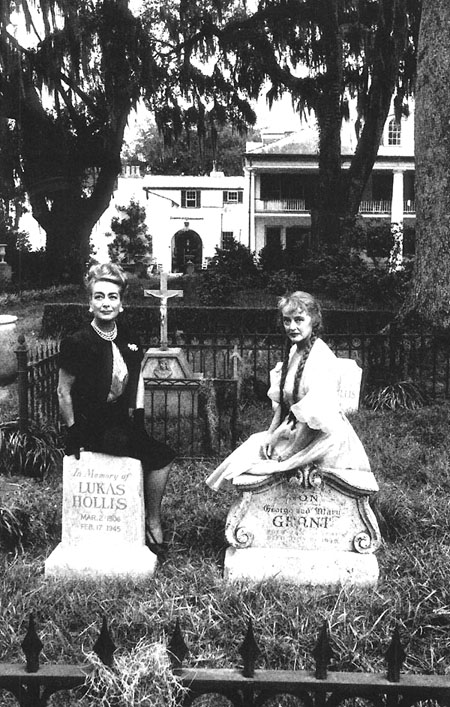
[{"x1": 206, "y1": 338, "x2": 378, "y2": 493}]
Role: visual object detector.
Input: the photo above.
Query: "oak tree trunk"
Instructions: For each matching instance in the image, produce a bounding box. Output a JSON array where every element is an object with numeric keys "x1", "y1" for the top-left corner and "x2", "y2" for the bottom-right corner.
[{"x1": 402, "y1": 0, "x2": 450, "y2": 329}]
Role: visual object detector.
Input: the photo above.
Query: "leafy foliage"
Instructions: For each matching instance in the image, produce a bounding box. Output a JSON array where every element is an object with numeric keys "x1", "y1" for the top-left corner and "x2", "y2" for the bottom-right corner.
[
  {"x1": 365, "y1": 380, "x2": 428, "y2": 411},
  {"x1": 203, "y1": 0, "x2": 420, "y2": 247},
  {"x1": 107, "y1": 199, "x2": 152, "y2": 265},
  {"x1": 124, "y1": 122, "x2": 261, "y2": 176},
  {"x1": 0, "y1": 422, "x2": 64, "y2": 479},
  {"x1": 264, "y1": 247, "x2": 413, "y2": 308},
  {"x1": 197, "y1": 237, "x2": 260, "y2": 305}
]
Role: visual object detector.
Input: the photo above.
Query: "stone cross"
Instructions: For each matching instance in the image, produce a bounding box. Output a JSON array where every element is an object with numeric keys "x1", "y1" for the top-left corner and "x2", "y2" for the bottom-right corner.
[{"x1": 144, "y1": 271, "x2": 183, "y2": 350}]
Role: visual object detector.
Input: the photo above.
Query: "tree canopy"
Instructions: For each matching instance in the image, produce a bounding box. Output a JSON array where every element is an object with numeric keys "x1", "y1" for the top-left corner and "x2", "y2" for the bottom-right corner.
[
  {"x1": 1, "y1": 0, "x2": 421, "y2": 281},
  {"x1": 0, "y1": 0, "x2": 256, "y2": 282},
  {"x1": 187, "y1": 0, "x2": 421, "y2": 248},
  {"x1": 123, "y1": 122, "x2": 261, "y2": 176}
]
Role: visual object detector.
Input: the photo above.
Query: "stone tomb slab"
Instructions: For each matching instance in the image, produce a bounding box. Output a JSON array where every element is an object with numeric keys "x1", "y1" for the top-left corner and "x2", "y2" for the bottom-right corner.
[
  {"x1": 142, "y1": 347, "x2": 202, "y2": 416},
  {"x1": 224, "y1": 469, "x2": 380, "y2": 587},
  {"x1": 45, "y1": 452, "x2": 157, "y2": 579}
]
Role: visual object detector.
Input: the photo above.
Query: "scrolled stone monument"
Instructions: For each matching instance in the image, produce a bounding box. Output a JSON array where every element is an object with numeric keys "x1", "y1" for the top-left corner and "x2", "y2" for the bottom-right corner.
[{"x1": 224, "y1": 464, "x2": 380, "y2": 586}]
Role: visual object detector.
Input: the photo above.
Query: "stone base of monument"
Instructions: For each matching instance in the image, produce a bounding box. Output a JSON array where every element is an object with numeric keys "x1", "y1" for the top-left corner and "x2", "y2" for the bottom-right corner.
[
  {"x1": 223, "y1": 465, "x2": 381, "y2": 588},
  {"x1": 45, "y1": 542, "x2": 156, "y2": 579},
  {"x1": 142, "y1": 347, "x2": 203, "y2": 416},
  {"x1": 224, "y1": 548, "x2": 378, "y2": 586},
  {"x1": 45, "y1": 452, "x2": 157, "y2": 579}
]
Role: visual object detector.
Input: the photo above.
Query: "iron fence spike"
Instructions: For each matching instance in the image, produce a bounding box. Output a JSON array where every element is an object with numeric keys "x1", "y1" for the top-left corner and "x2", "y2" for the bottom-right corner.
[
  {"x1": 239, "y1": 619, "x2": 260, "y2": 678},
  {"x1": 312, "y1": 621, "x2": 335, "y2": 680},
  {"x1": 93, "y1": 616, "x2": 116, "y2": 668},
  {"x1": 168, "y1": 618, "x2": 189, "y2": 670},
  {"x1": 21, "y1": 613, "x2": 43, "y2": 673},
  {"x1": 386, "y1": 624, "x2": 406, "y2": 683}
]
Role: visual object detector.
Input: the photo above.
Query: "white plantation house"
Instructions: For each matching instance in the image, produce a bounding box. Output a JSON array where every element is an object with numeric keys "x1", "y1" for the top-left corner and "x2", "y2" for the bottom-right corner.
[
  {"x1": 244, "y1": 108, "x2": 415, "y2": 256},
  {"x1": 94, "y1": 169, "x2": 246, "y2": 272},
  {"x1": 23, "y1": 104, "x2": 416, "y2": 270}
]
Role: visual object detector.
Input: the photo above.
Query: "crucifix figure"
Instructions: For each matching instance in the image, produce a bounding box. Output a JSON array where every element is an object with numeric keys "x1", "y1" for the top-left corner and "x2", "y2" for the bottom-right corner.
[{"x1": 144, "y1": 272, "x2": 183, "y2": 350}]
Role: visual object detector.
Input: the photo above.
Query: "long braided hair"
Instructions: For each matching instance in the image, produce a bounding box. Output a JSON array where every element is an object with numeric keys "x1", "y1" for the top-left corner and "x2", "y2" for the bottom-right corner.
[{"x1": 278, "y1": 291, "x2": 323, "y2": 421}]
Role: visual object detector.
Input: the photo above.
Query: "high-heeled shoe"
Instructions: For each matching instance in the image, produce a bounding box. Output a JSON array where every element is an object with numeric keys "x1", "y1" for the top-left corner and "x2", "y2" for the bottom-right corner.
[{"x1": 145, "y1": 526, "x2": 167, "y2": 559}]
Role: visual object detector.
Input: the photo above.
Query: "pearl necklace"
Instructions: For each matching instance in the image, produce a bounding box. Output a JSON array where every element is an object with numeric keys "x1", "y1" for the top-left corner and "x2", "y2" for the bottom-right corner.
[{"x1": 91, "y1": 320, "x2": 117, "y2": 341}]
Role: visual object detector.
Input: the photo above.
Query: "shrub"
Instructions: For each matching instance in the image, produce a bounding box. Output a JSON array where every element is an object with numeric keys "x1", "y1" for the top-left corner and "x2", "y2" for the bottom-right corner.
[
  {"x1": 0, "y1": 422, "x2": 64, "y2": 479},
  {"x1": 107, "y1": 199, "x2": 152, "y2": 265},
  {"x1": 0, "y1": 476, "x2": 61, "y2": 553},
  {"x1": 205, "y1": 237, "x2": 259, "y2": 278},
  {"x1": 364, "y1": 380, "x2": 428, "y2": 412}
]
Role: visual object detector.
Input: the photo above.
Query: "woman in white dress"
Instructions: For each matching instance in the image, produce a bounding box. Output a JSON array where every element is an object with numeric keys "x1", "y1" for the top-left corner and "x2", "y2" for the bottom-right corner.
[{"x1": 206, "y1": 291, "x2": 377, "y2": 493}]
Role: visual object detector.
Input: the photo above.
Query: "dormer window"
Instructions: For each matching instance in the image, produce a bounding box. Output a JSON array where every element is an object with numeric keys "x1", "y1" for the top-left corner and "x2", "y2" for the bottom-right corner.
[{"x1": 388, "y1": 119, "x2": 401, "y2": 146}]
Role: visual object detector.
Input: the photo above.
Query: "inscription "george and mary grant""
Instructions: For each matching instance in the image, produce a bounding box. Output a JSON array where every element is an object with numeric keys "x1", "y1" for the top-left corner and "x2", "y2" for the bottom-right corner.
[{"x1": 263, "y1": 494, "x2": 341, "y2": 530}]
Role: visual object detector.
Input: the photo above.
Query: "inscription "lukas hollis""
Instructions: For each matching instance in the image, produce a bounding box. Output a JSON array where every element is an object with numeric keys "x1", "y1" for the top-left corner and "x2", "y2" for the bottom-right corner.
[{"x1": 72, "y1": 481, "x2": 127, "y2": 511}]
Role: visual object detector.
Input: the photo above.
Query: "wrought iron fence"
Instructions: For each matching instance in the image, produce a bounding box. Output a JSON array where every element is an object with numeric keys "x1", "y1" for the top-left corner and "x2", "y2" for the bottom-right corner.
[
  {"x1": 14, "y1": 338, "x2": 239, "y2": 457},
  {"x1": 14, "y1": 329, "x2": 450, "y2": 445},
  {"x1": 2, "y1": 613, "x2": 450, "y2": 707}
]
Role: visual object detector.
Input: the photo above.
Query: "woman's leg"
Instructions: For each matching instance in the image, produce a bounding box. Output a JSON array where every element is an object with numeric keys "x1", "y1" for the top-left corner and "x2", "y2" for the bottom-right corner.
[{"x1": 143, "y1": 463, "x2": 171, "y2": 544}]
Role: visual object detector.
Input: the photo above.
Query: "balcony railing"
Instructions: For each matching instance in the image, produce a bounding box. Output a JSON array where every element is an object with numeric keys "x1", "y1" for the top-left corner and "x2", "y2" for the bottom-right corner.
[
  {"x1": 404, "y1": 200, "x2": 416, "y2": 213},
  {"x1": 256, "y1": 199, "x2": 415, "y2": 215},
  {"x1": 260, "y1": 199, "x2": 307, "y2": 212},
  {"x1": 359, "y1": 200, "x2": 391, "y2": 213}
]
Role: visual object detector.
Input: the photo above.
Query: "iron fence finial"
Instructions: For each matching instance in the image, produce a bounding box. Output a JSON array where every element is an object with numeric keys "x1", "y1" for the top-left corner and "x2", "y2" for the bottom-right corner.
[
  {"x1": 239, "y1": 619, "x2": 260, "y2": 678},
  {"x1": 168, "y1": 618, "x2": 189, "y2": 670},
  {"x1": 93, "y1": 616, "x2": 116, "y2": 668},
  {"x1": 21, "y1": 613, "x2": 43, "y2": 673}
]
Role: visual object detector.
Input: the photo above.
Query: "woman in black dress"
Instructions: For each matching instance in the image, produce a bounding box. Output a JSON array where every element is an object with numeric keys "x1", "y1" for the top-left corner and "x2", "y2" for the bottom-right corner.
[{"x1": 57, "y1": 263, "x2": 175, "y2": 556}]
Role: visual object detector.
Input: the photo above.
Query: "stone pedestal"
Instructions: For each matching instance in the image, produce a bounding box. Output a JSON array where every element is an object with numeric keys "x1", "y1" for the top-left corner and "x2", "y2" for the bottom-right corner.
[
  {"x1": 224, "y1": 466, "x2": 381, "y2": 587},
  {"x1": 45, "y1": 452, "x2": 157, "y2": 579},
  {"x1": 0, "y1": 262, "x2": 12, "y2": 287},
  {"x1": 142, "y1": 347, "x2": 202, "y2": 416},
  {"x1": 0, "y1": 315, "x2": 18, "y2": 385}
]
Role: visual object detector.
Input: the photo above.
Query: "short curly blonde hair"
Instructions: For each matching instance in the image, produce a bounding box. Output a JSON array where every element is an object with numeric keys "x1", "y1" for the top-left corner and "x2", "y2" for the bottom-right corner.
[
  {"x1": 278, "y1": 290, "x2": 323, "y2": 336},
  {"x1": 85, "y1": 263, "x2": 128, "y2": 296}
]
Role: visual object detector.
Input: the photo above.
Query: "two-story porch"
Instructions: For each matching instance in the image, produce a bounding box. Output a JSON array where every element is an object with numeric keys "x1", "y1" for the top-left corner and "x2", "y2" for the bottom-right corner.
[{"x1": 244, "y1": 114, "x2": 415, "y2": 255}]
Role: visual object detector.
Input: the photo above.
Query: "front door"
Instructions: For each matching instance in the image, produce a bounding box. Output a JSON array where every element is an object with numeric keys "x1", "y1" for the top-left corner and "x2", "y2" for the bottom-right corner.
[{"x1": 172, "y1": 229, "x2": 203, "y2": 272}]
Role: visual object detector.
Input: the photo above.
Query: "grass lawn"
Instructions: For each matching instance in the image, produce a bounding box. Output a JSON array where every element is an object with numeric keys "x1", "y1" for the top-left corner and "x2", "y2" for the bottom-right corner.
[{"x1": 1, "y1": 403, "x2": 450, "y2": 700}]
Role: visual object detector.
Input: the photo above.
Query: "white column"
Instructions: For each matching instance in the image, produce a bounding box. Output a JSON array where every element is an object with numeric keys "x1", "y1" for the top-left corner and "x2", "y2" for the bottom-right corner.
[
  {"x1": 249, "y1": 169, "x2": 255, "y2": 251},
  {"x1": 391, "y1": 169, "x2": 404, "y2": 224},
  {"x1": 389, "y1": 169, "x2": 405, "y2": 272}
]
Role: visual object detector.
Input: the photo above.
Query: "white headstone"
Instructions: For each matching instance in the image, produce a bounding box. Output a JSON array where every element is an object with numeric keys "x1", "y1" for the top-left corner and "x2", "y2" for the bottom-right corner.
[
  {"x1": 45, "y1": 452, "x2": 157, "y2": 578},
  {"x1": 224, "y1": 467, "x2": 380, "y2": 587},
  {"x1": 337, "y1": 358, "x2": 362, "y2": 413}
]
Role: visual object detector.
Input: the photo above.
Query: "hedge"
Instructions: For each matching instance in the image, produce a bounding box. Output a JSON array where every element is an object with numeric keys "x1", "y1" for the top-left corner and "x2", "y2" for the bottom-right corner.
[{"x1": 41, "y1": 304, "x2": 394, "y2": 341}]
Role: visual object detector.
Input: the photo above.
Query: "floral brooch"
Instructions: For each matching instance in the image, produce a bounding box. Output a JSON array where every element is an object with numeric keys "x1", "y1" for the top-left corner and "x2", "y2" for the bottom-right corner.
[{"x1": 128, "y1": 343, "x2": 139, "y2": 351}]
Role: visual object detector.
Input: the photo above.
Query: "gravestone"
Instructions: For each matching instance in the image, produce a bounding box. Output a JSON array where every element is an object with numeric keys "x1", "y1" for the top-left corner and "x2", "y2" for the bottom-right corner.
[
  {"x1": 337, "y1": 358, "x2": 362, "y2": 413},
  {"x1": 223, "y1": 359, "x2": 380, "y2": 587},
  {"x1": 142, "y1": 272, "x2": 202, "y2": 416},
  {"x1": 224, "y1": 466, "x2": 380, "y2": 586},
  {"x1": 45, "y1": 452, "x2": 157, "y2": 578}
]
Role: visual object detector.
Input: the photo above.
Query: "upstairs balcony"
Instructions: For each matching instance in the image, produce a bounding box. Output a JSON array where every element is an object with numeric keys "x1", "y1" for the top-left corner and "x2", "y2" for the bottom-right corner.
[{"x1": 256, "y1": 199, "x2": 415, "y2": 215}]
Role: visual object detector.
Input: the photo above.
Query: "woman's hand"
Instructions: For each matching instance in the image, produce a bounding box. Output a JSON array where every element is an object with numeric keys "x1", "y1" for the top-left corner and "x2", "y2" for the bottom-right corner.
[
  {"x1": 133, "y1": 408, "x2": 146, "y2": 433},
  {"x1": 65, "y1": 423, "x2": 81, "y2": 460},
  {"x1": 260, "y1": 432, "x2": 275, "y2": 459}
]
